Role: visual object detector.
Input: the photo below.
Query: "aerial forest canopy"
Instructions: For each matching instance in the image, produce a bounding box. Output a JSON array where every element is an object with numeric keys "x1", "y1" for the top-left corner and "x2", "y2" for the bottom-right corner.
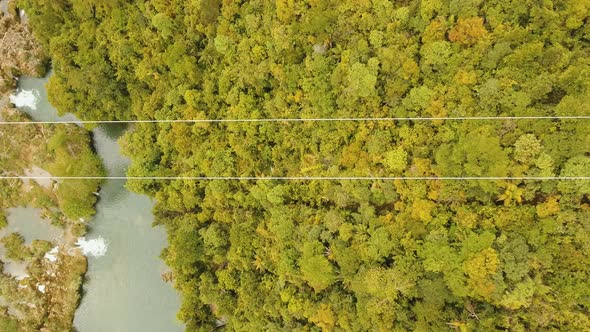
[{"x1": 19, "y1": 0, "x2": 590, "y2": 330}]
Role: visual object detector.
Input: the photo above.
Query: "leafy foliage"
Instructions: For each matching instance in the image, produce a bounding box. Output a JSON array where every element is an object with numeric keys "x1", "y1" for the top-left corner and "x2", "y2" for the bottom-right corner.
[{"x1": 19, "y1": 0, "x2": 590, "y2": 330}]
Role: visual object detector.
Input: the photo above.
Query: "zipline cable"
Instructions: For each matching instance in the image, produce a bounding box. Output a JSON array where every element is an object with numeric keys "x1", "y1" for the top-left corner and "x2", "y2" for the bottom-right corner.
[
  {"x1": 1, "y1": 115, "x2": 590, "y2": 125},
  {"x1": 1, "y1": 176, "x2": 590, "y2": 181}
]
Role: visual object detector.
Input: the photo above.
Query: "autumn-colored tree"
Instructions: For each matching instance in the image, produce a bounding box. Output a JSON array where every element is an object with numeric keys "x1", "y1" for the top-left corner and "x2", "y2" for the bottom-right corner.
[{"x1": 448, "y1": 17, "x2": 488, "y2": 46}]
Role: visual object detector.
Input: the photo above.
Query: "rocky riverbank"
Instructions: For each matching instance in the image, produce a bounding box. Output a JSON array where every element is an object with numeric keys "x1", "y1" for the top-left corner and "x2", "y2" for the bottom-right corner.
[{"x1": 0, "y1": 2, "x2": 104, "y2": 330}]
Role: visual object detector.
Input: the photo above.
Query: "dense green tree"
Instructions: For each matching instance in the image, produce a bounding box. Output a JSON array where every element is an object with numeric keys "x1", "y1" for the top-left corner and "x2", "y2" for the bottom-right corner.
[{"x1": 1, "y1": 233, "x2": 30, "y2": 261}]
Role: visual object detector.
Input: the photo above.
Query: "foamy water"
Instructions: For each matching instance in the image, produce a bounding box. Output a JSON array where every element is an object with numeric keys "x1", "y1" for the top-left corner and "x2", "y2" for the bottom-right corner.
[
  {"x1": 9, "y1": 89, "x2": 39, "y2": 110},
  {"x1": 37, "y1": 284, "x2": 46, "y2": 293},
  {"x1": 44, "y1": 246, "x2": 59, "y2": 262},
  {"x1": 76, "y1": 237, "x2": 108, "y2": 257}
]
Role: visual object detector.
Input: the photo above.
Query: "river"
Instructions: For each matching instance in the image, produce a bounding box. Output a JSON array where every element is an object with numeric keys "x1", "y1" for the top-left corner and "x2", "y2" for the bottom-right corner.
[{"x1": 12, "y1": 74, "x2": 183, "y2": 331}]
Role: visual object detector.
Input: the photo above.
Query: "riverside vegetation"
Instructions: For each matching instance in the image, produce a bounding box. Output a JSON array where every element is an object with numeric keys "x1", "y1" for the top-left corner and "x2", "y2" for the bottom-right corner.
[
  {"x1": 0, "y1": 3, "x2": 104, "y2": 331},
  {"x1": 19, "y1": 0, "x2": 590, "y2": 331}
]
